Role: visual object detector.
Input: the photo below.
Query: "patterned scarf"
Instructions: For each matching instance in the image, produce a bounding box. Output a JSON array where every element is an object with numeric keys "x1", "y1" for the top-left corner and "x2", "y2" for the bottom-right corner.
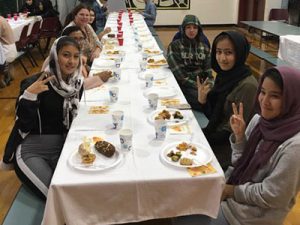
[{"x1": 44, "y1": 37, "x2": 83, "y2": 129}]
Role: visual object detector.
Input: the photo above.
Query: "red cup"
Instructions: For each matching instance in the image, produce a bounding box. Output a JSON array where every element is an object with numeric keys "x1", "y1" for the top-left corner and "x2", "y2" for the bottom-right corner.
[
  {"x1": 118, "y1": 38, "x2": 124, "y2": 46},
  {"x1": 7, "y1": 14, "x2": 11, "y2": 19},
  {"x1": 117, "y1": 22, "x2": 122, "y2": 26},
  {"x1": 117, "y1": 33, "x2": 123, "y2": 38},
  {"x1": 13, "y1": 15, "x2": 18, "y2": 21},
  {"x1": 117, "y1": 26, "x2": 122, "y2": 32}
]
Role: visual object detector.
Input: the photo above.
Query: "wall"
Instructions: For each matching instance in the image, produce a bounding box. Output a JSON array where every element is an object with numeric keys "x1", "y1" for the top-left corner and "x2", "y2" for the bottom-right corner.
[
  {"x1": 155, "y1": 0, "x2": 239, "y2": 26},
  {"x1": 264, "y1": 0, "x2": 283, "y2": 20}
]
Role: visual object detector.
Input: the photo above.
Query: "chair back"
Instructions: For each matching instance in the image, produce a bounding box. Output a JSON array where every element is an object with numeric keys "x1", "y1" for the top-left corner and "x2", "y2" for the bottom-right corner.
[
  {"x1": 269, "y1": 8, "x2": 289, "y2": 22},
  {"x1": 40, "y1": 17, "x2": 62, "y2": 38},
  {"x1": 15, "y1": 24, "x2": 30, "y2": 50},
  {"x1": 29, "y1": 20, "x2": 41, "y2": 42}
]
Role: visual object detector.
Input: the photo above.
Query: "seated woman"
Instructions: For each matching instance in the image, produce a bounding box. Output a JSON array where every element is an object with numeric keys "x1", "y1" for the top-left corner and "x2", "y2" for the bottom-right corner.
[
  {"x1": 36, "y1": 0, "x2": 59, "y2": 18},
  {"x1": 197, "y1": 31, "x2": 258, "y2": 169},
  {"x1": 61, "y1": 26, "x2": 112, "y2": 89},
  {"x1": 173, "y1": 65, "x2": 300, "y2": 225},
  {"x1": 88, "y1": 8, "x2": 111, "y2": 40},
  {"x1": 2, "y1": 37, "x2": 83, "y2": 199},
  {"x1": 20, "y1": 0, "x2": 38, "y2": 15},
  {"x1": 64, "y1": 4, "x2": 102, "y2": 63},
  {"x1": 167, "y1": 15, "x2": 212, "y2": 110}
]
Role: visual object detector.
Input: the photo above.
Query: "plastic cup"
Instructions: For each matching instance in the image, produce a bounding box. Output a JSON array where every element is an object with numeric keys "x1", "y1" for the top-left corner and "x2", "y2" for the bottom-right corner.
[
  {"x1": 119, "y1": 129, "x2": 133, "y2": 151},
  {"x1": 117, "y1": 22, "x2": 122, "y2": 26},
  {"x1": 113, "y1": 68, "x2": 121, "y2": 80},
  {"x1": 118, "y1": 38, "x2": 124, "y2": 46},
  {"x1": 117, "y1": 33, "x2": 123, "y2": 38},
  {"x1": 142, "y1": 52, "x2": 148, "y2": 61},
  {"x1": 145, "y1": 73, "x2": 154, "y2": 88},
  {"x1": 115, "y1": 58, "x2": 121, "y2": 68},
  {"x1": 154, "y1": 119, "x2": 167, "y2": 140},
  {"x1": 112, "y1": 110, "x2": 124, "y2": 129},
  {"x1": 13, "y1": 15, "x2": 18, "y2": 21},
  {"x1": 7, "y1": 14, "x2": 11, "y2": 19},
  {"x1": 117, "y1": 26, "x2": 122, "y2": 32},
  {"x1": 147, "y1": 93, "x2": 158, "y2": 110},
  {"x1": 109, "y1": 87, "x2": 119, "y2": 103}
]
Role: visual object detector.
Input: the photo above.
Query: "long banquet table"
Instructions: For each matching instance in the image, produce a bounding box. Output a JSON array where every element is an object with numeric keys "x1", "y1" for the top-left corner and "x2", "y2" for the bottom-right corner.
[
  {"x1": 41, "y1": 12, "x2": 225, "y2": 225},
  {"x1": 278, "y1": 35, "x2": 300, "y2": 69}
]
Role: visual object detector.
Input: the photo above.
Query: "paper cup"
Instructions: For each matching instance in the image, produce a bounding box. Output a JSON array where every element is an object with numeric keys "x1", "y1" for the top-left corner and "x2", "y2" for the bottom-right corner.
[
  {"x1": 115, "y1": 58, "x2": 121, "y2": 68},
  {"x1": 109, "y1": 87, "x2": 119, "y2": 103},
  {"x1": 145, "y1": 73, "x2": 154, "y2": 88},
  {"x1": 119, "y1": 129, "x2": 133, "y2": 151},
  {"x1": 154, "y1": 119, "x2": 167, "y2": 140},
  {"x1": 112, "y1": 110, "x2": 124, "y2": 129},
  {"x1": 113, "y1": 68, "x2": 121, "y2": 80},
  {"x1": 142, "y1": 52, "x2": 148, "y2": 61},
  {"x1": 148, "y1": 93, "x2": 158, "y2": 110}
]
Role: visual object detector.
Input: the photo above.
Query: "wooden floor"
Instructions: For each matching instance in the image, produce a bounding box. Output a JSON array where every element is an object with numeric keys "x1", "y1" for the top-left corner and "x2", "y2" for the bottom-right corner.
[{"x1": 0, "y1": 26, "x2": 299, "y2": 225}]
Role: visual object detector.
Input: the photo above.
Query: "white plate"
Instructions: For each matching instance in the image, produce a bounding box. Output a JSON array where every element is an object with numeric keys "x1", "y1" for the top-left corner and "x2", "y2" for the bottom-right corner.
[
  {"x1": 144, "y1": 87, "x2": 177, "y2": 99},
  {"x1": 143, "y1": 49, "x2": 163, "y2": 57},
  {"x1": 138, "y1": 72, "x2": 166, "y2": 80},
  {"x1": 160, "y1": 142, "x2": 213, "y2": 168},
  {"x1": 68, "y1": 146, "x2": 122, "y2": 171},
  {"x1": 148, "y1": 109, "x2": 188, "y2": 126}
]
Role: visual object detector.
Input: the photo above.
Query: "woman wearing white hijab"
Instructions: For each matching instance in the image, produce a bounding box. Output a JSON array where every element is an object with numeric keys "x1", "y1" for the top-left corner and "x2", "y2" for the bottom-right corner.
[{"x1": 3, "y1": 36, "x2": 83, "y2": 199}]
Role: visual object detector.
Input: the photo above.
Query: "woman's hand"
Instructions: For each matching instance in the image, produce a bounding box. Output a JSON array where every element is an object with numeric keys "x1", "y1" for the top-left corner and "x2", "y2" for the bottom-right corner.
[
  {"x1": 221, "y1": 184, "x2": 235, "y2": 201},
  {"x1": 91, "y1": 47, "x2": 101, "y2": 61},
  {"x1": 197, "y1": 76, "x2": 212, "y2": 104},
  {"x1": 26, "y1": 72, "x2": 55, "y2": 95},
  {"x1": 95, "y1": 71, "x2": 112, "y2": 82},
  {"x1": 230, "y1": 102, "x2": 246, "y2": 143}
]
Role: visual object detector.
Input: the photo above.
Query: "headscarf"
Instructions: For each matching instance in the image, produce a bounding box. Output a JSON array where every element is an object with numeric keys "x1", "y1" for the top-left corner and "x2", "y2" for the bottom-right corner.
[
  {"x1": 228, "y1": 66, "x2": 300, "y2": 185},
  {"x1": 204, "y1": 31, "x2": 252, "y2": 133},
  {"x1": 44, "y1": 36, "x2": 83, "y2": 129}
]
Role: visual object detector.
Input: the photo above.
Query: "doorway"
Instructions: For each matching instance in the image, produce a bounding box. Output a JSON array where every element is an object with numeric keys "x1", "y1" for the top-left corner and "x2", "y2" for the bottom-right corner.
[{"x1": 238, "y1": 0, "x2": 266, "y2": 24}]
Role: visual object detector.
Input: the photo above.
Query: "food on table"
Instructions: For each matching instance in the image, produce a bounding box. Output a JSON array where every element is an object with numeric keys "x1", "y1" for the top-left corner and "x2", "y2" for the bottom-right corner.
[
  {"x1": 173, "y1": 111, "x2": 184, "y2": 119},
  {"x1": 157, "y1": 109, "x2": 171, "y2": 120},
  {"x1": 106, "y1": 50, "x2": 119, "y2": 55},
  {"x1": 160, "y1": 98, "x2": 180, "y2": 106},
  {"x1": 92, "y1": 136, "x2": 103, "y2": 143},
  {"x1": 176, "y1": 142, "x2": 189, "y2": 151},
  {"x1": 108, "y1": 33, "x2": 115, "y2": 38},
  {"x1": 144, "y1": 49, "x2": 161, "y2": 54},
  {"x1": 147, "y1": 58, "x2": 155, "y2": 63},
  {"x1": 95, "y1": 140, "x2": 116, "y2": 157},
  {"x1": 78, "y1": 138, "x2": 96, "y2": 164},
  {"x1": 180, "y1": 157, "x2": 193, "y2": 166},
  {"x1": 167, "y1": 150, "x2": 182, "y2": 162},
  {"x1": 88, "y1": 106, "x2": 109, "y2": 114}
]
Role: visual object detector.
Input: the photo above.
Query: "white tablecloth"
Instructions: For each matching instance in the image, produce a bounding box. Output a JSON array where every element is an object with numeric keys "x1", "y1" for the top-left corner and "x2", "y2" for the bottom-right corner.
[
  {"x1": 42, "y1": 12, "x2": 225, "y2": 225},
  {"x1": 278, "y1": 35, "x2": 300, "y2": 69},
  {"x1": 8, "y1": 16, "x2": 41, "y2": 42}
]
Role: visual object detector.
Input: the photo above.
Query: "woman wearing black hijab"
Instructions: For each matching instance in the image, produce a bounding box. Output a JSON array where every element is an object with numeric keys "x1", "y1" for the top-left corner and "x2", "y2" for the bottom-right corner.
[
  {"x1": 197, "y1": 31, "x2": 258, "y2": 169},
  {"x1": 20, "y1": 0, "x2": 38, "y2": 15}
]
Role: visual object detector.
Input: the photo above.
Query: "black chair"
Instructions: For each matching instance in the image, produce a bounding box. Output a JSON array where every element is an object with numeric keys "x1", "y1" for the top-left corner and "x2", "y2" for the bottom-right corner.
[
  {"x1": 39, "y1": 17, "x2": 62, "y2": 53},
  {"x1": 27, "y1": 20, "x2": 45, "y2": 60}
]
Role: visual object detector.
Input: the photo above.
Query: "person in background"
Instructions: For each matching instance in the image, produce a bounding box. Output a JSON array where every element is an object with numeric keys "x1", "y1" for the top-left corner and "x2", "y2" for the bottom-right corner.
[
  {"x1": 137, "y1": 0, "x2": 157, "y2": 27},
  {"x1": 20, "y1": 0, "x2": 38, "y2": 15},
  {"x1": 0, "y1": 16, "x2": 16, "y2": 88},
  {"x1": 36, "y1": 0, "x2": 59, "y2": 18},
  {"x1": 93, "y1": 0, "x2": 108, "y2": 32},
  {"x1": 173, "y1": 65, "x2": 300, "y2": 225},
  {"x1": 167, "y1": 14, "x2": 212, "y2": 110},
  {"x1": 88, "y1": 8, "x2": 111, "y2": 40},
  {"x1": 61, "y1": 26, "x2": 112, "y2": 89},
  {"x1": 1, "y1": 37, "x2": 84, "y2": 199},
  {"x1": 64, "y1": 4, "x2": 102, "y2": 63}
]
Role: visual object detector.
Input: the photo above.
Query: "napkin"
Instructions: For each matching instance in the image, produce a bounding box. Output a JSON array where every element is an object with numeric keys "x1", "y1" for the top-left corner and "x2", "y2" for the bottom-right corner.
[{"x1": 187, "y1": 163, "x2": 217, "y2": 177}]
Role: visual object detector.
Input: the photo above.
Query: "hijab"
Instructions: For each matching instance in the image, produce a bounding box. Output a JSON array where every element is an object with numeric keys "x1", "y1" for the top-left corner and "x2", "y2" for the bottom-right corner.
[
  {"x1": 180, "y1": 14, "x2": 203, "y2": 46},
  {"x1": 44, "y1": 36, "x2": 83, "y2": 129},
  {"x1": 204, "y1": 31, "x2": 252, "y2": 133},
  {"x1": 228, "y1": 66, "x2": 300, "y2": 185}
]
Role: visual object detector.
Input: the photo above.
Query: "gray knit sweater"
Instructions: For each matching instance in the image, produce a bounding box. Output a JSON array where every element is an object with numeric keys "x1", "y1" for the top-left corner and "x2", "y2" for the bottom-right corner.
[{"x1": 222, "y1": 114, "x2": 300, "y2": 225}]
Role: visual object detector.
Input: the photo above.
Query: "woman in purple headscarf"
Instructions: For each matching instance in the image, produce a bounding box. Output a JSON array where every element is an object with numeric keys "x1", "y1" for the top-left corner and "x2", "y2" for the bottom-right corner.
[{"x1": 172, "y1": 66, "x2": 300, "y2": 225}]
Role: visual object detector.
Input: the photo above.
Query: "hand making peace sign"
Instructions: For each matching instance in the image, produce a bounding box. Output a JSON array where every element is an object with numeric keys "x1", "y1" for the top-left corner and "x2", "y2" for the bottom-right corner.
[
  {"x1": 230, "y1": 102, "x2": 246, "y2": 143},
  {"x1": 197, "y1": 76, "x2": 212, "y2": 104},
  {"x1": 26, "y1": 72, "x2": 55, "y2": 95}
]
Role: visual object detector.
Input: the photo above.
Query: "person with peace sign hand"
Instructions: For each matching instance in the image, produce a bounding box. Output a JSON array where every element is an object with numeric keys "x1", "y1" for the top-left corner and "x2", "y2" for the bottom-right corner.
[
  {"x1": 1, "y1": 37, "x2": 84, "y2": 200},
  {"x1": 197, "y1": 31, "x2": 258, "y2": 170},
  {"x1": 173, "y1": 66, "x2": 300, "y2": 225}
]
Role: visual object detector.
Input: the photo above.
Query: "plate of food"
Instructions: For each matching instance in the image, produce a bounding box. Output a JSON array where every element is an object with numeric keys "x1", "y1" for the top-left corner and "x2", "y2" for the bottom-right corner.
[
  {"x1": 138, "y1": 72, "x2": 166, "y2": 81},
  {"x1": 104, "y1": 50, "x2": 121, "y2": 56},
  {"x1": 160, "y1": 141, "x2": 213, "y2": 168},
  {"x1": 144, "y1": 87, "x2": 177, "y2": 99},
  {"x1": 143, "y1": 48, "x2": 163, "y2": 56},
  {"x1": 147, "y1": 58, "x2": 168, "y2": 66},
  {"x1": 148, "y1": 109, "x2": 188, "y2": 126},
  {"x1": 68, "y1": 137, "x2": 122, "y2": 171}
]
